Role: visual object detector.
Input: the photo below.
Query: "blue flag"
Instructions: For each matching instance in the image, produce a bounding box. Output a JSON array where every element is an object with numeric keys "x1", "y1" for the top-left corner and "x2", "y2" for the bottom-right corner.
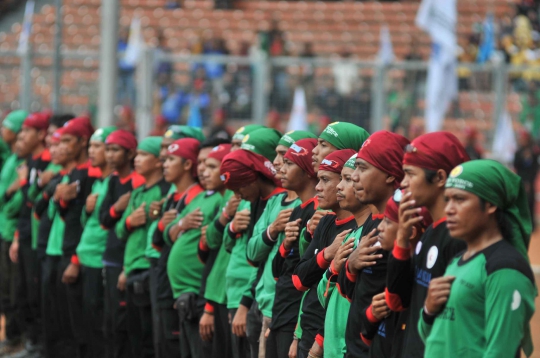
[
  {"x1": 477, "y1": 14, "x2": 495, "y2": 63},
  {"x1": 187, "y1": 100, "x2": 203, "y2": 129}
]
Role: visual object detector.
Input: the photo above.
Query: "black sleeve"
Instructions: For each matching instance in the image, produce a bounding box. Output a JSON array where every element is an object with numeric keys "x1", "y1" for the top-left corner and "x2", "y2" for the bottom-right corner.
[
  {"x1": 99, "y1": 179, "x2": 119, "y2": 229},
  {"x1": 292, "y1": 219, "x2": 329, "y2": 291},
  {"x1": 271, "y1": 241, "x2": 289, "y2": 280},
  {"x1": 385, "y1": 251, "x2": 414, "y2": 311},
  {"x1": 197, "y1": 241, "x2": 210, "y2": 264}
]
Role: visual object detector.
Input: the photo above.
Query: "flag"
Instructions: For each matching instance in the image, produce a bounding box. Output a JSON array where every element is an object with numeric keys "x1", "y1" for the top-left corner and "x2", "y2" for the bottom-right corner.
[
  {"x1": 124, "y1": 16, "x2": 145, "y2": 67},
  {"x1": 287, "y1": 86, "x2": 308, "y2": 132},
  {"x1": 187, "y1": 100, "x2": 203, "y2": 129},
  {"x1": 492, "y1": 111, "x2": 517, "y2": 164},
  {"x1": 377, "y1": 25, "x2": 394, "y2": 65},
  {"x1": 17, "y1": 1, "x2": 35, "y2": 55},
  {"x1": 416, "y1": 0, "x2": 458, "y2": 133},
  {"x1": 477, "y1": 13, "x2": 495, "y2": 63}
]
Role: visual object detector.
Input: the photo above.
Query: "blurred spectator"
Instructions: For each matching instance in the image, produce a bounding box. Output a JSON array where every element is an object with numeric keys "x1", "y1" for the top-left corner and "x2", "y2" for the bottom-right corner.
[
  {"x1": 387, "y1": 78, "x2": 413, "y2": 132},
  {"x1": 514, "y1": 129, "x2": 540, "y2": 227},
  {"x1": 261, "y1": 19, "x2": 285, "y2": 57},
  {"x1": 300, "y1": 42, "x2": 316, "y2": 58},
  {"x1": 202, "y1": 38, "x2": 228, "y2": 92},
  {"x1": 520, "y1": 81, "x2": 540, "y2": 138},
  {"x1": 344, "y1": 77, "x2": 371, "y2": 130},
  {"x1": 315, "y1": 76, "x2": 343, "y2": 121},
  {"x1": 117, "y1": 27, "x2": 137, "y2": 107},
  {"x1": 332, "y1": 47, "x2": 358, "y2": 96},
  {"x1": 150, "y1": 115, "x2": 168, "y2": 136},
  {"x1": 463, "y1": 126, "x2": 484, "y2": 160},
  {"x1": 457, "y1": 34, "x2": 480, "y2": 90},
  {"x1": 207, "y1": 109, "x2": 232, "y2": 140},
  {"x1": 186, "y1": 80, "x2": 211, "y2": 126},
  {"x1": 154, "y1": 30, "x2": 172, "y2": 77},
  {"x1": 165, "y1": 0, "x2": 181, "y2": 9}
]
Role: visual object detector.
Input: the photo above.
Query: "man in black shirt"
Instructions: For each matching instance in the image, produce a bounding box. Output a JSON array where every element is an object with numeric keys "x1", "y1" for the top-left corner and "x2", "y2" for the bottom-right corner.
[
  {"x1": 266, "y1": 138, "x2": 318, "y2": 358},
  {"x1": 292, "y1": 149, "x2": 357, "y2": 358},
  {"x1": 386, "y1": 132, "x2": 469, "y2": 358},
  {"x1": 337, "y1": 131, "x2": 409, "y2": 358}
]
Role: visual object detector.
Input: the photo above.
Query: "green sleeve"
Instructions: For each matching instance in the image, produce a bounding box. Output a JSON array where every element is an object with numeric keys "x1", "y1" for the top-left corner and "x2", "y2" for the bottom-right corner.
[
  {"x1": 317, "y1": 272, "x2": 335, "y2": 309},
  {"x1": 163, "y1": 215, "x2": 180, "y2": 246},
  {"x1": 206, "y1": 211, "x2": 224, "y2": 250},
  {"x1": 299, "y1": 227, "x2": 310, "y2": 257},
  {"x1": 81, "y1": 206, "x2": 90, "y2": 226},
  {"x1": 294, "y1": 292, "x2": 307, "y2": 339},
  {"x1": 246, "y1": 201, "x2": 274, "y2": 263},
  {"x1": 484, "y1": 269, "x2": 536, "y2": 358},
  {"x1": 418, "y1": 308, "x2": 433, "y2": 344},
  {"x1": 115, "y1": 197, "x2": 134, "y2": 241},
  {"x1": 223, "y1": 223, "x2": 237, "y2": 252},
  {"x1": 5, "y1": 190, "x2": 23, "y2": 218},
  {"x1": 47, "y1": 197, "x2": 58, "y2": 220}
]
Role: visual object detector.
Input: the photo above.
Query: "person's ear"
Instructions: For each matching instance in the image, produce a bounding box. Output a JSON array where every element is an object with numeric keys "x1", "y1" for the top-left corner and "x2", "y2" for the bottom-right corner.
[
  {"x1": 436, "y1": 169, "x2": 448, "y2": 188},
  {"x1": 183, "y1": 159, "x2": 193, "y2": 173},
  {"x1": 385, "y1": 175, "x2": 396, "y2": 185},
  {"x1": 486, "y1": 202, "x2": 498, "y2": 215}
]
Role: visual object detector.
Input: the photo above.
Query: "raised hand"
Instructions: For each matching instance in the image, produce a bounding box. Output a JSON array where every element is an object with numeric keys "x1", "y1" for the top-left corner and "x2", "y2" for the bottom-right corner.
[{"x1": 348, "y1": 229, "x2": 382, "y2": 275}]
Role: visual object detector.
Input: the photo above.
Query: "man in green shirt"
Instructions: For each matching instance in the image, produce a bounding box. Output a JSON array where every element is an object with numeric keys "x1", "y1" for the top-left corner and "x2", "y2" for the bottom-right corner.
[
  {"x1": 0, "y1": 109, "x2": 27, "y2": 355},
  {"x1": 116, "y1": 137, "x2": 171, "y2": 358},
  {"x1": 420, "y1": 160, "x2": 536, "y2": 358}
]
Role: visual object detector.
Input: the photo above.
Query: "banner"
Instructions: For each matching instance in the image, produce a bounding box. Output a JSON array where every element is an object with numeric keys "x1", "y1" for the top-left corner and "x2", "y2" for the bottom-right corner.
[
  {"x1": 377, "y1": 25, "x2": 394, "y2": 65},
  {"x1": 124, "y1": 16, "x2": 145, "y2": 67},
  {"x1": 492, "y1": 111, "x2": 517, "y2": 164},
  {"x1": 287, "y1": 86, "x2": 308, "y2": 132},
  {"x1": 416, "y1": 0, "x2": 458, "y2": 133},
  {"x1": 17, "y1": 0, "x2": 35, "y2": 55}
]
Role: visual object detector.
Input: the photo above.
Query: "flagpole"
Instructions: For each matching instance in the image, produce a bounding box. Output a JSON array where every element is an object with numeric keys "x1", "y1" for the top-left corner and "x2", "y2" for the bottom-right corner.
[
  {"x1": 52, "y1": 0, "x2": 62, "y2": 112},
  {"x1": 98, "y1": 0, "x2": 119, "y2": 128}
]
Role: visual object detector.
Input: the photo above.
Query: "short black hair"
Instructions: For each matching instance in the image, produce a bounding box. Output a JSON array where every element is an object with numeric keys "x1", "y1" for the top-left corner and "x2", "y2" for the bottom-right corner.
[
  {"x1": 423, "y1": 168, "x2": 438, "y2": 183},
  {"x1": 50, "y1": 113, "x2": 75, "y2": 128},
  {"x1": 199, "y1": 136, "x2": 231, "y2": 150}
]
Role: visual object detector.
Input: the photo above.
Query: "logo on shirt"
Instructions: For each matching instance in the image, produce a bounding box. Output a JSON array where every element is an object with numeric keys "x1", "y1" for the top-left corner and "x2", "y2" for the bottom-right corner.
[
  {"x1": 511, "y1": 290, "x2": 521, "y2": 311},
  {"x1": 426, "y1": 246, "x2": 438, "y2": 269},
  {"x1": 415, "y1": 241, "x2": 423, "y2": 255}
]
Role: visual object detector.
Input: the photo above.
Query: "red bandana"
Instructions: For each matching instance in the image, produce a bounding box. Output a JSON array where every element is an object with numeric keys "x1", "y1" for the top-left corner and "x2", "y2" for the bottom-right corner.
[
  {"x1": 318, "y1": 149, "x2": 356, "y2": 174},
  {"x1": 221, "y1": 149, "x2": 280, "y2": 190},
  {"x1": 207, "y1": 144, "x2": 232, "y2": 163},
  {"x1": 23, "y1": 112, "x2": 50, "y2": 130},
  {"x1": 283, "y1": 138, "x2": 318, "y2": 178},
  {"x1": 106, "y1": 130, "x2": 137, "y2": 150}
]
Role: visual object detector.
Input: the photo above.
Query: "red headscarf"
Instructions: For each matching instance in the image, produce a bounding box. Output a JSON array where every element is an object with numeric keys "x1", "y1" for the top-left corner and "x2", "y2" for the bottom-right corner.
[
  {"x1": 283, "y1": 138, "x2": 318, "y2": 178},
  {"x1": 207, "y1": 144, "x2": 232, "y2": 163},
  {"x1": 402, "y1": 131, "x2": 470, "y2": 175},
  {"x1": 23, "y1": 112, "x2": 50, "y2": 130},
  {"x1": 318, "y1": 149, "x2": 356, "y2": 174},
  {"x1": 221, "y1": 149, "x2": 280, "y2": 190},
  {"x1": 51, "y1": 128, "x2": 63, "y2": 143},
  {"x1": 167, "y1": 138, "x2": 201, "y2": 177},
  {"x1": 357, "y1": 131, "x2": 409, "y2": 188},
  {"x1": 106, "y1": 130, "x2": 137, "y2": 150},
  {"x1": 62, "y1": 117, "x2": 94, "y2": 138}
]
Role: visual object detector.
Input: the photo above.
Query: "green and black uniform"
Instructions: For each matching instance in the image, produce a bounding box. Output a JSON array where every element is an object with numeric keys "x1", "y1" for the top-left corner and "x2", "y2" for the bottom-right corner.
[
  {"x1": 316, "y1": 225, "x2": 364, "y2": 358},
  {"x1": 419, "y1": 240, "x2": 535, "y2": 357},
  {"x1": 152, "y1": 184, "x2": 203, "y2": 358},
  {"x1": 164, "y1": 189, "x2": 222, "y2": 358},
  {"x1": 99, "y1": 171, "x2": 145, "y2": 358},
  {"x1": 267, "y1": 197, "x2": 318, "y2": 358},
  {"x1": 292, "y1": 214, "x2": 356, "y2": 355},
  {"x1": 116, "y1": 178, "x2": 170, "y2": 358}
]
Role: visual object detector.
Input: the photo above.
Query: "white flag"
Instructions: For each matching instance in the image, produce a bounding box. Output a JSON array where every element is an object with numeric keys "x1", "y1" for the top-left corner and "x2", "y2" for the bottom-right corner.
[
  {"x1": 124, "y1": 17, "x2": 145, "y2": 67},
  {"x1": 492, "y1": 111, "x2": 517, "y2": 164},
  {"x1": 377, "y1": 25, "x2": 394, "y2": 65},
  {"x1": 17, "y1": 1, "x2": 35, "y2": 55},
  {"x1": 417, "y1": 0, "x2": 458, "y2": 132},
  {"x1": 287, "y1": 87, "x2": 308, "y2": 132}
]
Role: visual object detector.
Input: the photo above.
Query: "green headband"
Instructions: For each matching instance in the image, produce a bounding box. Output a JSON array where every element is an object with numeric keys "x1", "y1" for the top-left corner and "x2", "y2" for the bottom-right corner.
[
  {"x1": 319, "y1": 122, "x2": 370, "y2": 151},
  {"x1": 232, "y1": 124, "x2": 265, "y2": 141},
  {"x1": 278, "y1": 130, "x2": 317, "y2": 148},
  {"x1": 446, "y1": 160, "x2": 531, "y2": 262},
  {"x1": 137, "y1": 136, "x2": 162, "y2": 157},
  {"x1": 240, "y1": 128, "x2": 282, "y2": 161},
  {"x1": 2, "y1": 110, "x2": 29, "y2": 134},
  {"x1": 164, "y1": 125, "x2": 206, "y2": 142},
  {"x1": 90, "y1": 126, "x2": 117, "y2": 143},
  {"x1": 344, "y1": 153, "x2": 357, "y2": 170}
]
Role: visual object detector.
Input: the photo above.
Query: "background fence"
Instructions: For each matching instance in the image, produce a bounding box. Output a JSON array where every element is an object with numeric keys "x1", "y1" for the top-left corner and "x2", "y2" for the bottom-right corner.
[{"x1": 1, "y1": 47, "x2": 538, "y2": 154}]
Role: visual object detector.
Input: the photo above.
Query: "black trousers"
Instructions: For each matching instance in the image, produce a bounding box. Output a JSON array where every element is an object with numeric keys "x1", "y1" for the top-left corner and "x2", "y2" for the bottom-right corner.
[
  {"x1": 60, "y1": 255, "x2": 90, "y2": 358},
  {"x1": 126, "y1": 269, "x2": 154, "y2": 358},
  {"x1": 17, "y1": 240, "x2": 41, "y2": 344},
  {"x1": 41, "y1": 255, "x2": 76, "y2": 358},
  {"x1": 176, "y1": 294, "x2": 206, "y2": 358},
  {"x1": 81, "y1": 265, "x2": 105, "y2": 358},
  {"x1": 212, "y1": 304, "x2": 232, "y2": 358},
  {"x1": 103, "y1": 266, "x2": 130, "y2": 358},
  {"x1": 0, "y1": 239, "x2": 21, "y2": 343},
  {"x1": 246, "y1": 301, "x2": 262, "y2": 358},
  {"x1": 265, "y1": 324, "x2": 296, "y2": 358},
  {"x1": 230, "y1": 308, "x2": 250, "y2": 358},
  {"x1": 148, "y1": 259, "x2": 162, "y2": 358},
  {"x1": 298, "y1": 327, "x2": 316, "y2": 356},
  {"x1": 158, "y1": 304, "x2": 181, "y2": 358}
]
